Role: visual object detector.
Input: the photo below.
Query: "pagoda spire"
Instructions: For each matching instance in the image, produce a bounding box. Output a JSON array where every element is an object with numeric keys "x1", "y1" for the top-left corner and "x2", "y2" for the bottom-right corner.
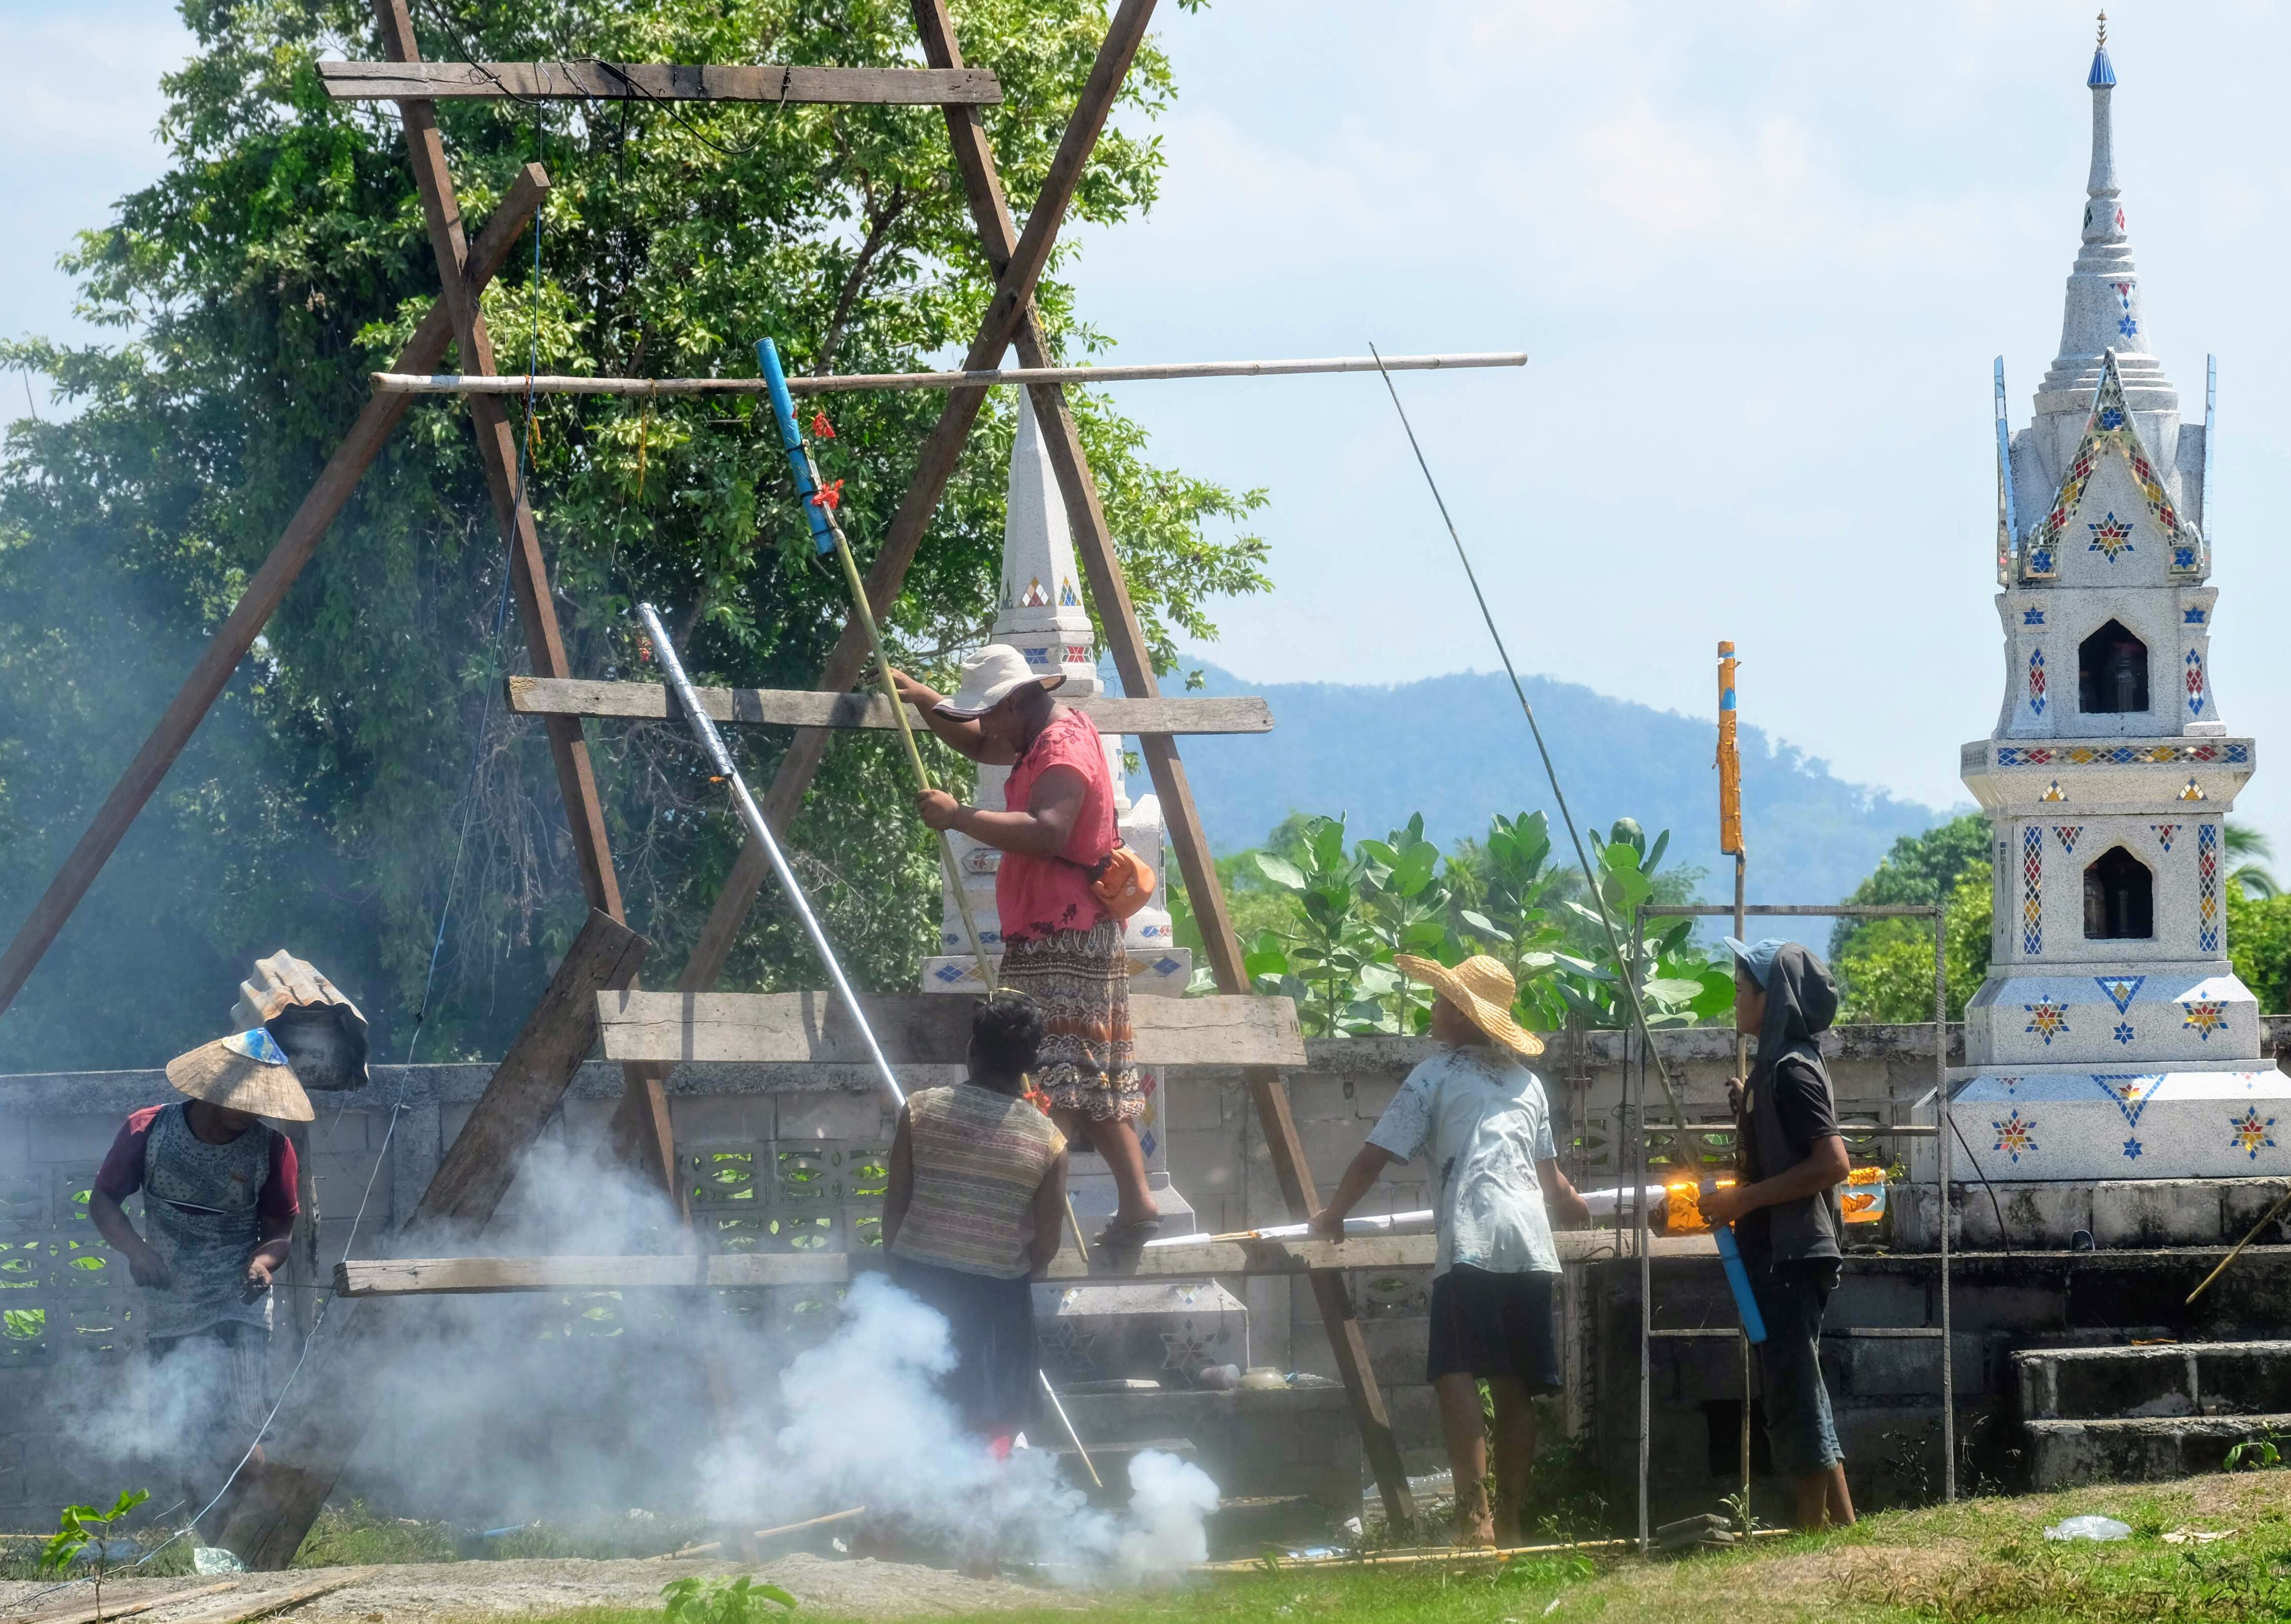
[{"x1": 2034, "y1": 13, "x2": 2177, "y2": 418}]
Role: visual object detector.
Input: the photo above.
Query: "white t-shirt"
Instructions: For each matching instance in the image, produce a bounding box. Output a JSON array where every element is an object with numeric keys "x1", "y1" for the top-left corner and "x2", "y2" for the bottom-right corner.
[{"x1": 1366, "y1": 1045, "x2": 1561, "y2": 1277}]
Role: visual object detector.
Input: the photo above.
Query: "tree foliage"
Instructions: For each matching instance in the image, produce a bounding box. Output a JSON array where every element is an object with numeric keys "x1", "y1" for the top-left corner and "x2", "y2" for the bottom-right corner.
[{"x1": 0, "y1": 0, "x2": 1266, "y2": 1069}]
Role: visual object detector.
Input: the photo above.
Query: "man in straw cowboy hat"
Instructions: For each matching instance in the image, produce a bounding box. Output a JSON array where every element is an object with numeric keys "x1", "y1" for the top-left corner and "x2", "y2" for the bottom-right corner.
[
  {"x1": 1311, "y1": 955, "x2": 1591, "y2": 1547},
  {"x1": 893, "y1": 646, "x2": 1161, "y2": 1245},
  {"x1": 89, "y1": 1028, "x2": 311, "y2": 1510}
]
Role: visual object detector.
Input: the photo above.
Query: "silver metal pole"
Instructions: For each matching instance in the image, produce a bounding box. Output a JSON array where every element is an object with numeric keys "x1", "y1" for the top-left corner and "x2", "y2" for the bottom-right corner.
[
  {"x1": 636, "y1": 603, "x2": 906, "y2": 1109},
  {"x1": 1038, "y1": 1369, "x2": 1103, "y2": 1489},
  {"x1": 1936, "y1": 908, "x2": 1955, "y2": 1500},
  {"x1": 1633, "y1": 907, "x2": 1651, "y2": 1555}
]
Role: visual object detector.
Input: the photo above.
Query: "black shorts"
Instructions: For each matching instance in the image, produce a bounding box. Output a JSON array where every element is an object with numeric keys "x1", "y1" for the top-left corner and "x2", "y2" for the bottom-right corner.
[{"x1": 1425, "y1": 1265, "x2": 1561, "y2": 1390}]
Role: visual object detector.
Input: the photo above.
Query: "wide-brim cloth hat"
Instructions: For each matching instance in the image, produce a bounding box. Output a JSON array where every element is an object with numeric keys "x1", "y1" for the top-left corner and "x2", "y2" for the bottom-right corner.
[
  {"x1": 933, "y1": 644, "x2": 1065, "y2": 719},
  {"x1": 1394, "y1": 954, "x2": 1544, "y2": 1058},
  {"x1": 164, "y1": 1029, "x2": 315, "y2": 1122}
]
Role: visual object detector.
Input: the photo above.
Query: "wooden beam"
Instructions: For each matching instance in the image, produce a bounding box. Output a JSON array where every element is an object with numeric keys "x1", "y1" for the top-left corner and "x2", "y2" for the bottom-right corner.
[
  {"x1": 506, "y1": 676, "x2": 1272, "y2": 735},
  {"x1": 7, "y1": 1582, "x2": 242, "y2": 1624},
  {"x1": 369, "y1": 352, "x2": 1528, "y2": 394},
  {"x1": 334, "y1": 1231, "x2": 1711, "y2": 1297},
  {"x1": 675, "y1": 0, "x2": 1159, "y2": 1007},
  {"x1": 0, "y1": 164, "x2": 549, "y2": 1022},
  {"x1": 318, "y1": 59, "x2": 1001, "y2": 105},
  {"x1": 368, "y1": 0, "x2": 680, "y2": 1210},
  {"x1": 215, "y1": 913, "x2": 646, "y2": 1567},
  {"x1": 412, "y1": 910, "x2": 647, "y2": 1235},
  {"x1": 595, "y1": 990, "x2": 1306, "y2": 1069},
  {"x1": 159, "y1": 1573, "x2": 380, "y2": 1624},
  {"x1": 905, "y1": 0, "x2": 1419, "y2": 1530}
]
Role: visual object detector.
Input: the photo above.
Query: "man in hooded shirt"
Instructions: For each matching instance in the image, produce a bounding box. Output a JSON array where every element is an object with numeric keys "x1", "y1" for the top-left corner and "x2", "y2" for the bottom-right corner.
[{"x1": 1699, "y1": 937, "x2": 1856, "y2": 1531}]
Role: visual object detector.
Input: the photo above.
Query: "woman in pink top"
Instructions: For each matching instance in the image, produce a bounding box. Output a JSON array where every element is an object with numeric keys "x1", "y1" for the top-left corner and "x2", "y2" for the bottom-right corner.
[{"x1": 895, "y1": 646, "x2": 1160, "y2": 1241}]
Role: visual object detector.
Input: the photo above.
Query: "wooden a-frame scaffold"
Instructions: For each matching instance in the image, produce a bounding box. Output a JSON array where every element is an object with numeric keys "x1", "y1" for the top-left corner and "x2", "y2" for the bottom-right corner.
[{"x1": 0, "y1": 0, "x2": 1467, "y2": 1563}]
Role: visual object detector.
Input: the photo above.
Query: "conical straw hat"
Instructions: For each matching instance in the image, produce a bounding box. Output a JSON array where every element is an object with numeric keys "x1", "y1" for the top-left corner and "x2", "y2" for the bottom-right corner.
[
  {"x1": 1393, "y1": 954, "x2": 1544, "y2": 1059},
  {"x1": 164, "y1": 1029, "x2": 315, "y2": 1122}
]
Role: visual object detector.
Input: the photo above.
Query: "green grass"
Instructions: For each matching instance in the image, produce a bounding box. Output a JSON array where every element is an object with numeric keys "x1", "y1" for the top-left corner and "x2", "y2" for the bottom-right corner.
[{"x1": 410, "y1": 1470, "x2": 2291, "y2": 1624}]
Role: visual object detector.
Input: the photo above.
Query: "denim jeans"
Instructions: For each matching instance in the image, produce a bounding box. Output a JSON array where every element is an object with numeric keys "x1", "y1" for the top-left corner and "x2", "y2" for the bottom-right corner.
[{"x1": 1747, "y1": 1255, "x2": 1844, "y2": 1477}]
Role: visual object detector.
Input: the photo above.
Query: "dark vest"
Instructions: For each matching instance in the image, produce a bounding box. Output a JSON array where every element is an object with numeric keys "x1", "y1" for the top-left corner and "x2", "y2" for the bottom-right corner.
[{"x1": 1741, "y1": 1042, "x2": 1843, "y2": 1263}]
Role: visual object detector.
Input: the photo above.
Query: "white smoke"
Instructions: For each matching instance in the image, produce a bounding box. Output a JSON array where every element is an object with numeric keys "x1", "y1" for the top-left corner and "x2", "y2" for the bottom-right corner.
[{"x1": 699, "y1": 1271, "x2": 1221, "y2": 1585}]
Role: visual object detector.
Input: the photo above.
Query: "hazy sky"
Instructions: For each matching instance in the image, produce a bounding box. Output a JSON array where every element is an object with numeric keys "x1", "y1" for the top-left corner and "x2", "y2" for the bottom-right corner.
[{"x1": 9, "y1": 1, "x2": 2291, "y2": 855}]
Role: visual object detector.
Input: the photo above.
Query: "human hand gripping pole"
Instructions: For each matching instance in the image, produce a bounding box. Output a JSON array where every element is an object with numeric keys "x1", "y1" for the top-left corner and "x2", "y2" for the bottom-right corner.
[
  {"x1": 636, "y1": 602, "x2": 906, "y2": 1111},
  {"x1": 756, "y1": 336, "x2": 997, "y2": 992}
]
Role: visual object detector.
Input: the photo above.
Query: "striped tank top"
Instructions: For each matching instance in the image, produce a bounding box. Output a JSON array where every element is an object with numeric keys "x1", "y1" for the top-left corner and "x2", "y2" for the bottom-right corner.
[{"x1": 892, "y1": 1083, "x2": 1066, "y2": 1278}]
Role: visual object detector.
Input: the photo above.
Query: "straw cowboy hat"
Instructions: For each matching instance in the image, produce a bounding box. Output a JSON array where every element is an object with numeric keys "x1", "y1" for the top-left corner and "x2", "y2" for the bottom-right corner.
[
  {"x1": 933, "y1": 644, "x2": 1065, "y2": 719},
  {"x1": 165, "y1": 1029, "x2": 315, "y2": 1122},
  {"x1": 1394, "y1": 954, "x2": 1545, "y2": 1059}
]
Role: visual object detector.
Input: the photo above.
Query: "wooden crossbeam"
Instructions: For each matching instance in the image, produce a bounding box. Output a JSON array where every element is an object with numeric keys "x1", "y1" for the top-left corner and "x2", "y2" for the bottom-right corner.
[
  {"x1": 595, "y1": 990, "x2": 1306, "y2": 1068},
  {"x1": 334, "y1": 1230, "x2": 1713, "y2": 1297},
  {"x1": 506, "y1": 676, "x2": 1272, "y2": 735},
  {"x1": 317, "y1": 60, "x2": 1000, "y2": 104},
  {"x1": 369, "y1": 351, "x2": 1528, "y2": 394}
]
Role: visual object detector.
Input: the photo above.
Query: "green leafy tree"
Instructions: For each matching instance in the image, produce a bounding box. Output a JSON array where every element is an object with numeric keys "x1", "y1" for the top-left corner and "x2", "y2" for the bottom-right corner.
[
  {"x1": 40, "y1": 1488, "x2": 149, "y2": 1621},
  {"x1": 2228, "y1": 890, "x2": 2291, "y2": 1013},
  {"x1": 0, "y1": 0, "x2": 1264, "y2": 1068},
  {"x1": 1834, "y1": 861, "x2": 1994, "y2": 1024},
  {"x1": 2226, "y1": 823, "x2": 2281, "y2": 901},
  {"x1": 1828, "y1": 813, "x2": 1993, "y2": 961}
]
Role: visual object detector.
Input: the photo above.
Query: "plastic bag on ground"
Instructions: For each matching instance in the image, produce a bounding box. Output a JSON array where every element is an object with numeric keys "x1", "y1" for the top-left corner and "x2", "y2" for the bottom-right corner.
[
  {"x1": 2043, "y1": 1515, "x2": 2131, "y2": 1542},
  {"x1": 192, "y1": 1546, "x2": 246, "y2": 1574}
]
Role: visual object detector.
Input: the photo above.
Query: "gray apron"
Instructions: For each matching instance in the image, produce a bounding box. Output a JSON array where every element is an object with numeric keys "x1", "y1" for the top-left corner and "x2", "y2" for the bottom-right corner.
[{"x1": 139, "y1": 1102, "x2": 275, "y2": 1339}]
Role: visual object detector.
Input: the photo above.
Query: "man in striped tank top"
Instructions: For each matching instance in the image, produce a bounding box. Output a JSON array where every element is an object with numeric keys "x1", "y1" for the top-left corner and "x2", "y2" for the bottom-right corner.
[{"x1": 883, "y1": 991, "x2": 1069, "y2": 1451}]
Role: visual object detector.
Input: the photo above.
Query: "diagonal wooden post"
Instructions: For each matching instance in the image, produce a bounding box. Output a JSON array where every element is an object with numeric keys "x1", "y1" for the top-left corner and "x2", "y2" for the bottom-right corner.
[
  {"x1": 0, "y1": 164, "x2": 549, "y2": 1022},
  {"x1": 370, "y1": 0, "x2": 681, "y2": 1204},
  {"x1": 906, "y1": 0, "x2": 1415, "y2": 1528},
  {"x1": 667, "y1": 0, "x2": 1158, "y2": 999}
]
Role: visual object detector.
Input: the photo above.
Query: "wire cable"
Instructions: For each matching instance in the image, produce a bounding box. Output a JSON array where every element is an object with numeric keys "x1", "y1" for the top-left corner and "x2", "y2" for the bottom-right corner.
[{"x1": 1367, "y1": 344, "x2": 1691, "y2": 1134}]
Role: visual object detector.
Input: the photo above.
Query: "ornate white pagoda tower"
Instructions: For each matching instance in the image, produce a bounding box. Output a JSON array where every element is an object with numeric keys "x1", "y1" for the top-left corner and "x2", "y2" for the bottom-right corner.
[{"x1": 1947, "y1": 26, "x2": 2278, "y2": 1190}]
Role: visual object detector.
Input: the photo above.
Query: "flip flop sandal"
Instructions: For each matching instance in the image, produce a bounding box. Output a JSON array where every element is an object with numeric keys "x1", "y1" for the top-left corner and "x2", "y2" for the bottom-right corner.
[{"x1": 1093, "y1": 1217, "x2": 1165, "y2": 1250}]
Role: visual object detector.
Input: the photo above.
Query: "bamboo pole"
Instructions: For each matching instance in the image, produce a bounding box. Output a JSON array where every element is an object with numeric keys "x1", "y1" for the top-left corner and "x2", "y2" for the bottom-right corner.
[
  {"x1": 1718, "y1": 638, "x2": 1751, "y2": 1529},
  {"x1": 2186, "y1": 1184, "x2": 2291, "y2": 1306},
  {"x1": 370, "y1": 351, "x2": 1528, "y2": 396},
  {"x1": 754, "y1": 338, "x2": 995, "y2": 992},
  {"x1": 752, "y1": 1506, "x2": 867, "y2": 1541}
]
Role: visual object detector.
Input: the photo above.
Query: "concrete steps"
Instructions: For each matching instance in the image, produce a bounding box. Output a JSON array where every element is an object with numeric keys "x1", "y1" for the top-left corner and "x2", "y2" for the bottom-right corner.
[{"x1": 2017, "y1": 1341, "x2": 2291, "y2": 1488}]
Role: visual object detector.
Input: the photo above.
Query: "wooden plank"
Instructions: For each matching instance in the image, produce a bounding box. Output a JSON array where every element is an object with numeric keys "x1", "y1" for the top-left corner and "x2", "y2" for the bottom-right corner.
[
  {"x1": 595, "y1": 990, "x2": 1305, "y2": 1068},
  {"x1": 159, "y1": 1571, "x2": 379, "y2": 1624},
  {"x1": 7, "y1": 1582, "x2": 241, "y2": 1624},
  {"x1": 317, "y1": 60, "x2": 1001, "y2": 105},
  {"x1": 0, "y1": 164, "x2": 549, "y2": 1022},
  {"x1": 506, "y1": 676, "x2": 1272, "y2": 735},
  {"x1": 333, "y1": 1230, "x2": 1708, "y2": 1298}
]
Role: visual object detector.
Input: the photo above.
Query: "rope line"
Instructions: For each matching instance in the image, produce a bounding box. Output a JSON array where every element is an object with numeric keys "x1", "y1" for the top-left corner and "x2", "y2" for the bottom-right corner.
[{"x1": 1366, "y1": 344, "x2": 1691, "y2": 1134}]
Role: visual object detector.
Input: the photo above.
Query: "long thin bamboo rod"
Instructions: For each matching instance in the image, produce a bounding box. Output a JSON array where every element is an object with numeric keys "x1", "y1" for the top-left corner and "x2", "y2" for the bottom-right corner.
[{"x1": 370, "y1": 351, "x2": 1528, "y2": 396}]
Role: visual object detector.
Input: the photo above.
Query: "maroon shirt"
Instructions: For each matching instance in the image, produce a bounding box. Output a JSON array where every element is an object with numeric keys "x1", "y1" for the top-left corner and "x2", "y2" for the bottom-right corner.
[{"x1": 96, "y1": 1104, "x2": 299, "y2": 1222}]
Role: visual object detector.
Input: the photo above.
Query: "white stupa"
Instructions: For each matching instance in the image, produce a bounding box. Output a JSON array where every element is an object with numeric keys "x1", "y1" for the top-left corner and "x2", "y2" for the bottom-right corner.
[{"x1": 1946, "y1": 27, "x2": 2277, "y2": 1186}]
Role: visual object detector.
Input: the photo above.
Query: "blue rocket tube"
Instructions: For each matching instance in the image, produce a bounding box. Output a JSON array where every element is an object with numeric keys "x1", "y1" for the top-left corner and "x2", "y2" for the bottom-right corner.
[
  {"x1": 1712, "y1": 1223, "x2": 1768, "y2": 1344},
  {"x1": 755, "y1": 337, "x2": 834, "y2": 555}
]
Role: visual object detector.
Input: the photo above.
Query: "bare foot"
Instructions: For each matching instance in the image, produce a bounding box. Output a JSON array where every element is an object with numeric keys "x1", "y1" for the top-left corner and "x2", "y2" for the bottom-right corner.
[{"x1": 1453, "y1": 1484, "x2": 1496, "y2": 1548}]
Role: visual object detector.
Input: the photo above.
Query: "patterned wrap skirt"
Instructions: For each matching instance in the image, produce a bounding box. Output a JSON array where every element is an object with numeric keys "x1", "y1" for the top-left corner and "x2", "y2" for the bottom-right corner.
[{"x1": 1000, "y1": 916, "x2": 1142, "y2": 1122}]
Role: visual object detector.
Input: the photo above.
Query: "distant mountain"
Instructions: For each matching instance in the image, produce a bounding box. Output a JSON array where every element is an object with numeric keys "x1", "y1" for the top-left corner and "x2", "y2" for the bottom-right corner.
[{"x1": 1157, "y1": 662, "x2": 1948, "y2": 907}]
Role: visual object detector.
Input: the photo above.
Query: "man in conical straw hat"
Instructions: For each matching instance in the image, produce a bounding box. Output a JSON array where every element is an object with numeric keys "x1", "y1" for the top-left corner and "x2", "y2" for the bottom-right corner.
[
  {"x1": 1311, "y1": 955, "x2": 1590, "y2": 1547},
  {"x1": 89, "y1": 1030, "x2": 310, "y2": 1508}
]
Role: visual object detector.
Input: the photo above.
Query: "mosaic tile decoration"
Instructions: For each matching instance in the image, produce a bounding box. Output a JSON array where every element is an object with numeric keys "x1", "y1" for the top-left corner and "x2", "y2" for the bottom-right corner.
[
  {"x1": 2092, "y1": 1075, "x2": 2164, "y2": 1152},
  {"x1": 2185, "y1": 607, "x2": 2208, "y2": 624},
  {"x1": 2028, "y1": 648, "x2": 2048, "y2": 716},
  {"x1": 2183, "y1": 1000, "x2": 2229, "y2": 1041},
  {"x1": 2232, "y1": 1106, "x2": 2277, "y2": 1161},
  {"x1": 1059, "y1": 578, "x2": 1081, "y2": 608},
  {"x1": 1992, "y1": 1109, "x2": 2038, "y2": 1163},
  {"x1": 1995, "y1": 742, "x2": 2249, "y2": 767},
  {"x1": 2021, "y1": 825, "x2": 2044, "y2": 955},
  {"x1": 2024, "y1": 607, "x2": 2047, "y2": 625},
  {"x1": 2052, "y1": 824, "x2": 2082, "y2": 855},
  {"x1": 2026, "y1": 354, "x2": 2199, "y2": 579},
  {"x1": 2113, "y1": 1021, "x2": 2136, "y2": 1045},
  {"x1": 2182, "y1": 778, "x2": 2209, "y2": 803},
  {"x1": 2113, "y1": 280, "x2": 2138, "y2": 340},
  {"x1": 2152, "y1": 824, "x2": 2181, "y2": 852},
  {"x1": 2096, "y1": 975, "x2": 2147, "y2": 1013},
  {"x1": 2024, "y1": 1000, "x2": 2069, "y2": 1044},
  {"x1": 2199, "y1": 823, "x2": 2221, "y2": 953},
  {"x1": 2087, "y1": 511, "x2": 2134, "y2": 561},
  {"x1": 2186, "y1": 648, "x2": 2207, "y2": 719},
  {"x1": 2043, "y1": 781, "x2": 2067, "y2": 802}
]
